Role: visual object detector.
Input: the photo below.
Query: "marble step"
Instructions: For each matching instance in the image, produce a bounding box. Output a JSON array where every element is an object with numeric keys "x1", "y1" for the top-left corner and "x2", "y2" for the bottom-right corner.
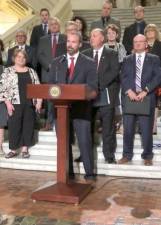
[
  {"x1": 1, "y1": 155, "x2": 161, "y2": 178},
  {"x1": 0, "y1": 156, "x2": 56, "y2": 172},
  {"x1": 2, "y1": 140, "x2": 161, "y2": 155},
  {"x1": 2, "y1": 143, "x2": 161, "y2": 162},
  {"x1": 36, "y1": 135, "x2": 161, "y2": 143}
]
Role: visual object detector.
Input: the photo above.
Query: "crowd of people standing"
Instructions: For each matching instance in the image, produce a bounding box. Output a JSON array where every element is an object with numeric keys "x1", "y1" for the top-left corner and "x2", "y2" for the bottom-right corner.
[{"x1": 0, "y1": 0, "x2": 161, "y2": 180}]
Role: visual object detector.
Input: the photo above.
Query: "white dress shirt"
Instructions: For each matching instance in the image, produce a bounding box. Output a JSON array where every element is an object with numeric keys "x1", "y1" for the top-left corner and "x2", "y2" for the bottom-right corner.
[
  {"x1": 67, "y1": 52, "x2": 79, "y2": 68},
  {"x1": 93, "y1": 45, "x2": 104, "y2": 64},
  {"x1": 18, "y1": 45, "x2": 25, "y2": 50}
]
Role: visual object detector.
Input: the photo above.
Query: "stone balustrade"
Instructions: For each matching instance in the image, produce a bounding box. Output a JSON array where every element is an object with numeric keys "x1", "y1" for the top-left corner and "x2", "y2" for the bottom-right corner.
[{"x1": 1, "y1": 0, "x2": 72, "y2": 49}]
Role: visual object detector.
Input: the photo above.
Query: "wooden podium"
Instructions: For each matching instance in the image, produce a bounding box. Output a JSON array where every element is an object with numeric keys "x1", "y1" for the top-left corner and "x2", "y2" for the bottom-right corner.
[{"x1": 27, "y1": 84, "x2": 94, "y2": 204}]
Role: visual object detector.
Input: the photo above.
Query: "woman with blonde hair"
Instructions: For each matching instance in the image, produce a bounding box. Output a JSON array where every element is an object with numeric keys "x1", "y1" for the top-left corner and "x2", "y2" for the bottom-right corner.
[
  {"x1": 0, "y1": 49, "x2": 42, "y2": 158},
  {"x1": 144, "y1": 23, "x2": 161, "y2": 60}
]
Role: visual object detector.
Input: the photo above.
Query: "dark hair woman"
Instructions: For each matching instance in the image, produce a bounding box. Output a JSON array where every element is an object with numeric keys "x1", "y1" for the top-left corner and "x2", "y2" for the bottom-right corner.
[{"x1": 72, "y1": 16, "x2": 89, "y2": 41}]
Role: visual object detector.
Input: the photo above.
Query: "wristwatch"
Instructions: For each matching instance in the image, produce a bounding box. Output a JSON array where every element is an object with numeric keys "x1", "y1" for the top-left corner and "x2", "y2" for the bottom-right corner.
[{"x1": 144, "y1": 86, "x2": 149, "y2": 93}]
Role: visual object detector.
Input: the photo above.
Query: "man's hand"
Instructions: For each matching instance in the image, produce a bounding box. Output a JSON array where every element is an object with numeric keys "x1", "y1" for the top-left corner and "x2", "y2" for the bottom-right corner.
[
  {"x1": 35, "y1": 99, "x2": 42, "y2": 113},
  {"x1": 136, "y1": 91, "x2": 147, "y2": 101},
  {"x1": 127, "y1": 89, "x2": 138, "y2": 101}
]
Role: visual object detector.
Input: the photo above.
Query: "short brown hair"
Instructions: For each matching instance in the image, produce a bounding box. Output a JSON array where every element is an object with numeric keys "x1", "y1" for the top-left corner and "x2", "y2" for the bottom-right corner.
[
  {"x1": 40, "y1": 8, "x2": 50, "y2": 15},
  {"x1": 12, "y1": 49, "x2": 28, "y2": 63},
  {"x1": 105, "y1": 24, "x2": 119, "y2": 34}
]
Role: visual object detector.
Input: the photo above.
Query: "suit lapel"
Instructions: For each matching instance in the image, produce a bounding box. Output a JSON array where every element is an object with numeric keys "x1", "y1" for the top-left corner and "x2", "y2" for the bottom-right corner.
[
  {"x1": 58, "y1": 34, "x2": 66, "y2": 43},
  {"x1": 97, "y1": 47, "x2": 106, "y2": 72},
  {"x1": 58, "y1": 58, "x2": 68, "y2": 83},
  {"x1": 25, "y1": 45, "x2": 29, "y2": 53},
  {"x1": 47, "y1": 35, "x2": 52, "y2": 56},
  {"x1": 87, "y1": 49, "x2": 93, "y2": 58},
  {"x1": 132, "y1": 54, "x2": 136, "y2": 79},
  {"x1": 141, "y1": 54, "x2": 149, "y2": 85}
]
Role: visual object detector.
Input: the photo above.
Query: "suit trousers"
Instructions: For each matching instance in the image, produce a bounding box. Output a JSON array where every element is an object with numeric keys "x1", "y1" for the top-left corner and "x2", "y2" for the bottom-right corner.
[
  {"x1": 8, "y1": 104, "x2": 35, "y2": 150},
  {"x1": 47, "y1": 100, "x2": 55, "y2": 126},
  {"x1": 69, "y1": 119, "x2": 94, "y2": 176},
  {"x1": 92, "y1": 106, "x2": 117, "y2": 160},
  {"x1": 123, "y1": 109, "x2": 155, "y2": 160}
]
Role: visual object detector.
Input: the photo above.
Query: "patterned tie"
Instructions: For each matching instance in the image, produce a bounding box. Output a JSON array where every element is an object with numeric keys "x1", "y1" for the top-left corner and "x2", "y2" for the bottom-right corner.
[
  {"x1": 69, "y1": 57, "x2": 75, "y2": 80},
  {"x1": 94, "y1": 50, "x2": 98, "y2": 69},
  {"x1": 52, "y1": 34, "x2": 57, "y2": 57},
  {"x1": 135, "y1": 54, "x2": 142, "y2": 92}
]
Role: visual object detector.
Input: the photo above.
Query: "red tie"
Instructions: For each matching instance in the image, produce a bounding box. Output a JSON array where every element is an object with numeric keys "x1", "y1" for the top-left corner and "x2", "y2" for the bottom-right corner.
[
  {"x1": 69, "y1": 57, "x2": 75, "y2": 80},
  {"x1": 52, "y1": 34, "x2": 57, "y2": 57}
]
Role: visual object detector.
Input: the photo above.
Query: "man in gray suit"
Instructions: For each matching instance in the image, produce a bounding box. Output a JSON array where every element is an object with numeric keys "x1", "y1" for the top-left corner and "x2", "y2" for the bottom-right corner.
[
  {"x1": 38, "y1": 17, "x2": 66, "y2": 83},
  {"x1": 90, "y1": 0, "x2": 121, "y2": 40},
  {"x1": 37, "y1": 17, "x2": 66, "y2": 131}
]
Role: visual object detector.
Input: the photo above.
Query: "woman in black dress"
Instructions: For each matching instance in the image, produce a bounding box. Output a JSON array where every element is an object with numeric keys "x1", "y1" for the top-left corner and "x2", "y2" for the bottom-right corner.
[{"x1": 0, "y1": 49, "x2": 42, "y2": 158}]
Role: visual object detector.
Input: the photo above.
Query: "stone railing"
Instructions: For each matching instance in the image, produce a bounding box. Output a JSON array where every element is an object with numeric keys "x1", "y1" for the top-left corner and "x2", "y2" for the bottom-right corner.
[
  {"x1": 1, "y1": 0, "x2": 72, "y2": 49},
  {"x1": 1, "y1": 14, "x2": 39, "y2": 49}
]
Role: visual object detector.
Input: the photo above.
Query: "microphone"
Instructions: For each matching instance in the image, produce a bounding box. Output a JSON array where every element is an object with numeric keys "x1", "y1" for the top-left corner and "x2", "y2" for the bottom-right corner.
[
  {"x1": 59, "y1": 54, "x2": 66, "y2": 63},
  {"x1": 55, "y1": 55, "x2": 67, "y2": 84}
]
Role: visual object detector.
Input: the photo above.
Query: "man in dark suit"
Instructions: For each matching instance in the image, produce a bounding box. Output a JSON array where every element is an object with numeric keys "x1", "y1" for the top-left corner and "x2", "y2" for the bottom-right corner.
[
  {"x1": 37, "y1": 17, "x2": 66, "y2": 83},
  {"x1": 30, "y1": 8, "x2": 50, "y2": 49},
  {"x1": 123, "y1": 5, "x2": 147, "y2": 55},
  {"x1": 37, "y1": 17, "x2": 66, "y2": 131},
  {"x1": 30, "y1": 8, "x2": 50, "y2": 79},
  {"x1": 118, "y1": 34, "x2": 161, "y2": 166},
  {"x1": 90, "y1": 0, "x2": 121, "y2": 40},
  {"x1": 48, "y1": 31, "x2": 98, "y2": 180},
  {"x1": 6, "y1": 30, "x2": 36, "y2": 68},
  {"x1": 83, "y1": 28, "x2": 120, "y2": 163}
]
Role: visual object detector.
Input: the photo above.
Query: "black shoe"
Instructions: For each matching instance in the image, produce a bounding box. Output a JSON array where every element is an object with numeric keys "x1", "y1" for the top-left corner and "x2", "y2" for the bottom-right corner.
[
  {"x1": 74, "y1": 156, "x2": 82, "y2": 163},
  {"x1": 105, "y1": 158, "x2": 117, "y2": 164},
  {"x1": 84, "y1": 174, "x2": 96, "y2": 181}
]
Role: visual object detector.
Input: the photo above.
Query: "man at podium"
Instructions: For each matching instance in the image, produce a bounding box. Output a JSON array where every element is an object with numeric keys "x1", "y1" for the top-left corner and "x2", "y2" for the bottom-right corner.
[{"x1": 48, "y1": 31, "x2": 98, "y2": 180}]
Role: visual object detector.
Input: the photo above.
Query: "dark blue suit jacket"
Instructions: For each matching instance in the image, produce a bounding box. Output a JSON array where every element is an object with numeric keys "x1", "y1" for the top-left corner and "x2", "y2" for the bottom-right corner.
[
  {"x1": 121, "y1": 53, "x2": 161, "y2": 108},
  {"x1": 83, "y1": 46, "x2": 120, "y2": 107},
  {"x1": 49, "y1": 53, "x2": 98, "y2": 120}
]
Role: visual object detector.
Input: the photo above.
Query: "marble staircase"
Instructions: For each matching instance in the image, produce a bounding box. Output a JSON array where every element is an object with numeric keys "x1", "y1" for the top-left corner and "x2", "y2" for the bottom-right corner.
[
  {"x1": 73, "y1": 6, "x2": 161, "y2": 38},
  {"x1": 0, "y1": 119, "x2": 161, "y2": 178}
]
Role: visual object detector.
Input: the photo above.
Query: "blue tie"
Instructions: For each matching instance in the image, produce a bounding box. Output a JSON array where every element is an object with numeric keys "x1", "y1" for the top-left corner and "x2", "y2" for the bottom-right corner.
[{"x1": 135, "y1": 54, "x2": 142, "y2": 92}]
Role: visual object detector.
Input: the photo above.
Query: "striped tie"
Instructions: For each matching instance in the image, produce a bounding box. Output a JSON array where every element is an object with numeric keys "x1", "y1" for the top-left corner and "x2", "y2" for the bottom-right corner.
[{"x1": 135, "y1": 54, "x2": 142, "y2": 92}]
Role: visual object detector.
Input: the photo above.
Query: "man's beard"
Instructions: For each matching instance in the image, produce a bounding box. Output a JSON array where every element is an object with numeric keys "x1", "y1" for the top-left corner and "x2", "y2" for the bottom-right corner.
[{"x1": 67, "y1": 47, "x2": 77, "y2": 55}]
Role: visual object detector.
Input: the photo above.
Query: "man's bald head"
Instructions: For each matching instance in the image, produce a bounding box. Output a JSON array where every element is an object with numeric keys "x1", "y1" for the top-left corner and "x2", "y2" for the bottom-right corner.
[{"x1": 133, "y1": 34, "x2": 147, "y2": 53}]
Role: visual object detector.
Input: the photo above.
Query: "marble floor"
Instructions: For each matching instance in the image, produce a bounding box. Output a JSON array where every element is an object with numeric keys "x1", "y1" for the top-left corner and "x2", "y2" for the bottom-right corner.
[{"x1": 1, "y1": 169, "x2": 161, "y2": 225}]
